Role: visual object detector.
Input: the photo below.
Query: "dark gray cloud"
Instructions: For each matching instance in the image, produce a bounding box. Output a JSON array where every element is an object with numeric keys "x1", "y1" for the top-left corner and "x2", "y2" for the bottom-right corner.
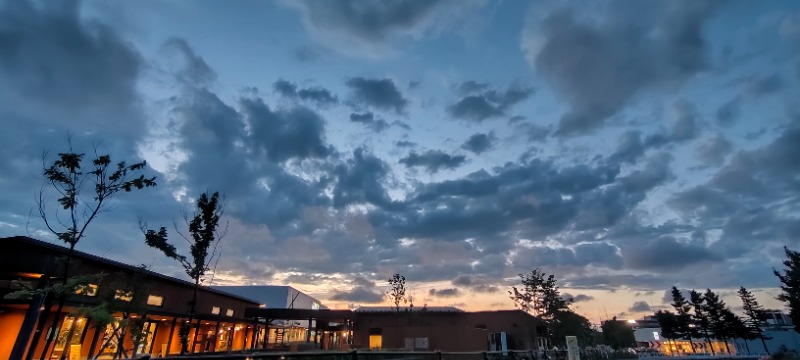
[
  {"x1": 164, "y1": 38, "x2": 216, "y2": 86},
  {"x1": 745, "y1": 73, "x2": 784, "y2": 98},
  {"x1": 565, "y1": 274, "x2": 675, "y2": 291},
  {"x1": 294, "y1": 45, "x2": 320, "y2": 62},
  {"x1": 330, "y1": 286, "x2": 384, "y2": 303},
  {"x1": 511, "y1": 242, "x2": 623, "y2": 270},
  {"x1": 696, "y1": 135, "x2": 732, "y2": 167},
  {"x1": 562, "y1": 293, "x2": 594, "y2": 303},
  {"x1": 448, "y1": 83, "x2": 534, "y2": 122},
  {"x1": 628, "y1": 301, "x2": 652, "y2": 312},
  {"x1": 346, "y1": 77, "x2": 408, "y2": 114},
  {"x1": 429, "y1": 288, "x2": 461, "y2": 298},
  {"x1": 332, "y1": 148, "x2": 398, "y2": 210},
  {"x1": 399, "y1": 150, "x2": 466, "y2": 173},
  {"x1": 533, "y1": 2, "x2": 719, "y2": 136},
  {"x1": 622, "y1": 236, "x2": 718, "y2": 271},
  {"x1": 242, "y1": 96, "x2": 332, "y2": 162},
  {"x1": 350, "y1": 112, "x2": 375, "y2": 123},
  {"x1": 671, "y1": 99, "x2": 699, "y2": 141},
  {"x1": 396, "y1": 140, "x2": 416, "y2": 148},
  {"x1": 716, "y1": 97, "x2": 741, "y2": 126},
  {"x1": 349, "y1": 111, "x2": 403, "y2": 132},
  {"x1": 272, "y1": 79, "x2": 338, "y2": 107},
  {"x1": 291, "y1": 0, "x2": 444, "y2": 44},
  {"x1": 451, "y1": 275, "x2": 500, "y2": 293},
  {"x1": 0, "y1": 0, "x2": 144, "y2": 137},
  {"x1": 461, "y1": 132, "x2": 496, "y2": 154},
  {"x1": 274, "y1": 79, "x2": 298, "y2": 97}
]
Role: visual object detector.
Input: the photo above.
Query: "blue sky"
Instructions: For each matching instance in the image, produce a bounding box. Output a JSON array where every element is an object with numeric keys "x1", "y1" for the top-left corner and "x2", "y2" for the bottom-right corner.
[{"x1": 1, "y1": 0, "x2": 799, "y2": 321}]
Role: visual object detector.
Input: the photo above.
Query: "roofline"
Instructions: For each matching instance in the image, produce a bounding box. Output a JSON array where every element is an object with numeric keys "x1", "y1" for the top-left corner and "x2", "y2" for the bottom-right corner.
[{"x1": 1, "y1": 236, "x2": 260, "y2": 305}]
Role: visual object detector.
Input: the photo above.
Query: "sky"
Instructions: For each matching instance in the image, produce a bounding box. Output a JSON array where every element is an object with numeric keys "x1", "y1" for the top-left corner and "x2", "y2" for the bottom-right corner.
[{"x1": 0, "y1": 0, "x2": 799, "y2": 323}]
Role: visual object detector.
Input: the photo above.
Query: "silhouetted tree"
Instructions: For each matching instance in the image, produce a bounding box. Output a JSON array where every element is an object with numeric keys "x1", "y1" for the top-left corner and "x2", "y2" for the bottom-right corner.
[
  {"x1": 509, "y1": 269, "x2": 570, "y2": 319},
  {"x1": 655, "y1": 310, "x2": 680, "y2": 349},
  {"x1": 600, "y1": 317, "x2": 635, "y2": 350},
  {"x1": 387, "y1": 274, "x2": 406, "y2": 313},
  {"x1": 24, "y1": 145, "x2": 156, "y2": 360},
  {"x1": 143, "y1": 191, "x2": 223, "y2": 355},
  {"x1": 509, "y1": 269, "x2": 570, "y2": 347},
  {"x1": 774, "y1": 247, "x2": 800, "y2": 333},
  {"x1": 738, "y1": 286, "x2": 770, "y2": 354},
  {"x1": 551, "y1": 310, "x2": 595, "y2": 348},
  {"x1": 723, "y1": 308, "x2": 755, "y2": 355},
  {"x1": 690, "y1": 290, "x2": 714, "y2": 354},
  {"x1": 669, "y1": 286, "x2": 696, "y2": 353},
  {"x1": 704, "y1": 289, "x2": 731, "y2": 354}
]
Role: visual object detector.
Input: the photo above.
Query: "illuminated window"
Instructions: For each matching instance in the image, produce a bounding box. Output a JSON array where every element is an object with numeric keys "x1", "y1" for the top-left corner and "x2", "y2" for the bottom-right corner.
[
  {"x1": 369, "y1": 328, "x2": 382, "y2": 349},
  {"x1": 211, "y1": 306, "x2": 220, "y2": 315},
  {"x1": 369, "y1": 335, "x2": 382, "y2": 349},
  {"x1": 226, "y1": 309, "x2": 234, "y2": 317},
  {"x1": 75, "y1": 284, "x2": 98, "y2": 297},
  {"x1": 115, "y1": 290, "x2": 133, "y2": 302},
  {"x1": 146, "y1": 295, "x2": 164, "y2": 306}
]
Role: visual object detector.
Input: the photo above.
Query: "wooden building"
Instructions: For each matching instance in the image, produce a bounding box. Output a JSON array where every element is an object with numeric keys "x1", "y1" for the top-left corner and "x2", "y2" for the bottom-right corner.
[{"x1": 0, "y1": 236, "x2": 262, "y2": 359}]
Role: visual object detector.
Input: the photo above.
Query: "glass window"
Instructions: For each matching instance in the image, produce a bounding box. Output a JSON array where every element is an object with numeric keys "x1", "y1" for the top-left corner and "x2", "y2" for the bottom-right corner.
[
  {"x1": 75, "y1": 284, "x2": 98, "y2": 297},
  {"x1": 226, "y1": 309, "x2": 234, "y2": 317},
  {"x1": 115, "y1": 290, "x2": 133, "y2": 302},
  {"x1": 211, "y1": 306, "x2": 220, "y2": 314},
  {"x1": 369, "y1": 335, "x2": 382, "y2": 349},
  {"x1": 147, "y1": 295, "x2": 164, "y2": 306},
  {"x1": 53, "y1": 316, "x2": 87, "y2": 359}
]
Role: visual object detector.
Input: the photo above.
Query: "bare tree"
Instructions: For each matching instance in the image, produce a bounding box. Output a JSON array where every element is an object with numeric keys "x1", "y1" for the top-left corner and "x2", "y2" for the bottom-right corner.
[
  {"x1": 143, "y1": 191, "x2": 224, "y2": 355},
  {"x1": 387, "y1": 274, "x2": 406, "y2": 313}
]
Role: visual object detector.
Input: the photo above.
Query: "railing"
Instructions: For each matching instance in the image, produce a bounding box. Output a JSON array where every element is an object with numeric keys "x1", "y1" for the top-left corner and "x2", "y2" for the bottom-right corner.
[{"x1": 154, "y1": 349, "x2": 668, "y2": 360}]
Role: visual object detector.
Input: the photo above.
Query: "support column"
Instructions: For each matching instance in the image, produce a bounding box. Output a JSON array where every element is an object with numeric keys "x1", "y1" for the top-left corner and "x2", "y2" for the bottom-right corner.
[
  {"x1": 165, "y1": 318, "x2": 177, "y2": 357},
  {"x1": 306, "y1": 318, "x2": 312, "y2": 343},
  {"x1": 10, "y1": 276, "x2": 49, "y2": 360}
]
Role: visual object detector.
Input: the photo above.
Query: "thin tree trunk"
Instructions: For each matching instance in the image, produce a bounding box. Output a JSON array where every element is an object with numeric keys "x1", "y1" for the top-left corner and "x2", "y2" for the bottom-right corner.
[
  {"x1": 744, "y1": 339, "x2": 751, "y2": 355},
  {"x1": 759, "y1": 332, "x2": 770, "y2": 355},
  {"x1": 723, "y1": 337, "x2": 730, "y2": 354},
  {"x1": 58, "y1": 318, "x2": 79, "y2": 360},
  {"x1": 42, "y1": 246, "x2": 76, "y2": 360}
]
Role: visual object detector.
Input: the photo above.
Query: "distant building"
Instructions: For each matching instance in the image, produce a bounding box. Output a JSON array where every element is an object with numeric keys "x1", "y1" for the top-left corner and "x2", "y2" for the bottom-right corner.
[
  {"x1": 631, "y1": 311, "x2": 800, "y2": 356},
  {"x1": 0, "y1": 236, "x2": 262, "y2": 359},
  {"x1": 214, "y1": 285, "x2": 324, "y2": 310},
  {"x1": 214, "y1": 285, "x2": 326, "y2": 348},
  {"x1": 1, "y1": 236, "x2": 547, "y2": 357},
  {"x1": 349, "y1": 309, "x2": 545, "y2": 351},
  {"x1": 354, "y1": 306, "x2": 463, "y2": 313}
]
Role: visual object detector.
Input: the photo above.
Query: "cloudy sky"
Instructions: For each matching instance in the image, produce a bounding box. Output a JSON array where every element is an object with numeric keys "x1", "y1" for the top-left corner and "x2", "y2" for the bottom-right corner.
[{"x1": 1, "y1": 0, "x2": 799, "y2": 321}]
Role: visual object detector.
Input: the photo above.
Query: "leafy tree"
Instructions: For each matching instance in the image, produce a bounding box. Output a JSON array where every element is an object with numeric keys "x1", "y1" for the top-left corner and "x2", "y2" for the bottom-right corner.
[
  {"x1": 704, "y1": 289, "x2": 731, "y2": 354},
  {"x1": 600, "y1": 317, "x2": 635, "y2": 350},
  {"x1": 78, "y1": 266, "x2": 153, "y2": 359},
  {"x1": 550, "y1": 310, "x2": 595, "y2": 348},
  {"x1": 387, "y1": 274, "x2": 406, "y2": 313},
  {"x1": 509, "y1": 269, "x2": 571, "y2": 348},
  {"x1": 143, "y1": 191, "x2": 223, "y2": 355},
  {"x1": 509, "y1": 269, "x2": 570, "y2": 320},
  {"x1": 774, "y1": 247, "x2": 800, "y2": 333},
  {"x1": 669, "y1": 286, "x2": 696, "y2": 352},
  {"x1": 738, "y1": 286, "x2": 770, "y2": 354},
  {"x1": 15, "y1": 147, "x2": 156, "y2": 360},
  {"x1": 689, "y1": 290, "x2": 714, "y2": 355}
]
